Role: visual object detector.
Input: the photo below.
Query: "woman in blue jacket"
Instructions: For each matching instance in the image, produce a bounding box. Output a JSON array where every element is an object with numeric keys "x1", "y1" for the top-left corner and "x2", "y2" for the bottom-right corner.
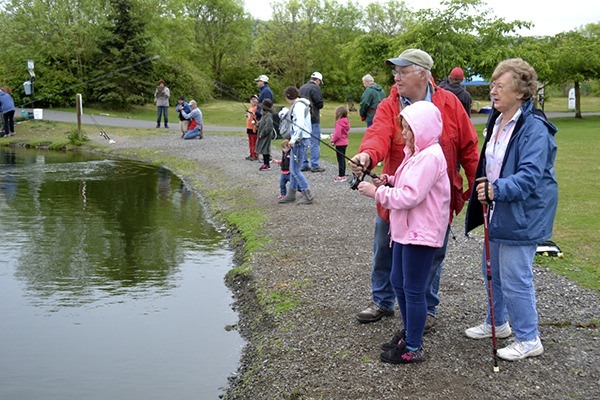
[{"x1": 464, "y1": 58, "x2": 558, "y2": 361}]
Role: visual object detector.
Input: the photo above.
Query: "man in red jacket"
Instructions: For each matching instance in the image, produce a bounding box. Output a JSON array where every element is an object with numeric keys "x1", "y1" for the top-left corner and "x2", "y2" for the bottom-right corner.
[{"x1": 352, "y1": 49, "x2": 479, "y2": 331}]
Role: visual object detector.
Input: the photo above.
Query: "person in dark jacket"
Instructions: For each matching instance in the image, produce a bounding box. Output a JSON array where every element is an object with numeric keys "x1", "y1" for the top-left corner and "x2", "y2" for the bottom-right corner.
[
  {"x1": 440, "y1": 67, "x2": 472, "y2": 116},
  {"x1": 299, "y1": 72, "x2": 325, "y2": 173},
  {"x1": 254, "y1": 75, "x2": 273, "y2": 121},
  {"x1": 464, "y1": 58, "x2": 558, "y2": 361},
  {"x1": 359, "y1": 74, "x2": 386, "y2": 127},
  {"x1": 255, "y1": 98, "x2": 274, "y2": 171},
  {"x1": 0, "y1": 88, "x2": 16, "y2": 137}
]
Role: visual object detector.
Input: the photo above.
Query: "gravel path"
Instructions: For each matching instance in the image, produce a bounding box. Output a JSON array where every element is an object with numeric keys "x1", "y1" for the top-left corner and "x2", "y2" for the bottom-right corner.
[{"x1": 88, "y1": 130, "x2": 598, "y2": 400}]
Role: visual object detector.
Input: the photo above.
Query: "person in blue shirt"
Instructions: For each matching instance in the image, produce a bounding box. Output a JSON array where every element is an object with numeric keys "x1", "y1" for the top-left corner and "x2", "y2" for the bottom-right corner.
[{"x1": 0, "y1": 88, "x2": 16, "y2": 137}]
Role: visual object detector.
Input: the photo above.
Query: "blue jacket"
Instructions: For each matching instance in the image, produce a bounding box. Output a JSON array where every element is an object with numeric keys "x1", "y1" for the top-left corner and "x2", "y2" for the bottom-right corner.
[
  {"x1": 255, "y1": 84, "x2": 273, "y2": 120},
  {"x1": 0, "y1": 91, "x2": 15, "y2": 114},
  {"x1": 465, "y1": 100, "x2": 558, "y2": 245}
]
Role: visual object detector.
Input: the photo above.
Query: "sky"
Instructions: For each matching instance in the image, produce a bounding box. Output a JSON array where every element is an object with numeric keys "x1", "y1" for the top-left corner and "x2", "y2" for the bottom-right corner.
[{"x1": 244, "y1": 0, "x2": 599, "y2": 37}]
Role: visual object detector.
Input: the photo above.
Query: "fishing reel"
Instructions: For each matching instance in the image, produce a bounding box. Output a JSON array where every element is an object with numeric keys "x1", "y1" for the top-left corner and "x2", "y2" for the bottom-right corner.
[{"x1": 349, "y1": 173, "x2": 364, "y2": 190}]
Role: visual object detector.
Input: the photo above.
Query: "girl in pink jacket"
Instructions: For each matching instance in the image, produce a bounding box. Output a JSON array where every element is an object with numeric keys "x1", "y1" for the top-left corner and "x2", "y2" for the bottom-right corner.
[
  {"x1": 330, "y1": 105, "x2": 350, "y2": 182},
  {"x1": 358, "y1": 101, "x2": 450, "y2": 364}
]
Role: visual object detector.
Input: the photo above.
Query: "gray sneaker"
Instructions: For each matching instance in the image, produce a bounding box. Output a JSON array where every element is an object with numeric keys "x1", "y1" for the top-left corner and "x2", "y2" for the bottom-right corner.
[
  {"x1": 423, "y1": 314, "x2": 436, "y2": 333},
  {"x1": 356, "y1": 303, "x2": 394, "y2": 323}
]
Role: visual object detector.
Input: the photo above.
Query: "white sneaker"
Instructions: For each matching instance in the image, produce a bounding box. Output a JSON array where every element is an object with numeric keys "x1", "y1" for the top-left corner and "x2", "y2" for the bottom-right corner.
[
  {"x1": 497, "y1": 337, "x2": 544, "y2": 361},
  {"x1": 465, "y1": 321, "x2": 512, "y2": 339}
]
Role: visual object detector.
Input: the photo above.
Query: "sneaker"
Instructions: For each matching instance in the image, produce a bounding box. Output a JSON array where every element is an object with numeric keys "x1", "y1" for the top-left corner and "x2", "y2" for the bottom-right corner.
[
  {"x1": 156, "y1": 124, "x2": 160, "y2": 128},
  {"x1": 465, "y1": 321, "x2": 512, "y2": 339},
  {"x1": 245, "y1": 156, "x2": 254, "y2": 160},
  {"x1": 311, "y1": 167, "x2": 326, "y2": 173},
  {"x1": 259, "y1": 164, "x2": 271, "y2": 171},
  {"x1": 497, "y1": 337, "x2": 543, "y2": 361},
  {"x1": 165, "y1": 125, "x2": 169, "y2": 129},
  {"x1": 301, "y1": 166, "x2": 310, "y2": 172},
  {"x1": 333, "y1": 176, "x2": 347, "y2": 182},
  {"x1": 356, "y1": 303, "x2": 394, "y2": 323},
  {"x1": 380, "y1": 342, "x2": 425, "y2": 364},
  {"x1": 423, "y1": 314, "x2": 436, "y2": 333},
  {"x1": 381, "y1": 329, "x2": 406, "y2": 351}
]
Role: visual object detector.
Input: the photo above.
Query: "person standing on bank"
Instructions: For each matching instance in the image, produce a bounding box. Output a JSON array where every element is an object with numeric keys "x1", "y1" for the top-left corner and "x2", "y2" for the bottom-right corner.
[
  {"x1": 359, "y1": 74, "x2": 386, "y2": 127},
  {"x1": 255, "y1": 98, "x2": 275, "y2": 171},
  {"x1": 175, "y1": 96, "x2": 191, "y2": 138},
  {"x1": 246, "y1": 94, "x2": 259, "y2": 161},
  {"x1": 440, "y1": 67, "x2": 472, "y2": 116},
  {"x1": 464, "y1": 58, "x2": 558, "y2": 361},
  {"x1": 358, "y1": 101, "x2": 450, "y2": 364},
  {"x1": 278, "y1": 86, "x2": 314, "y2": 205},
  {"x1": 351, "y1": 49, "x2": 479, "y2": 332},
  {"x1": 299, "y1": 72, "x2": 325, "y2": 173},
  {"x1": 0, "y1": 88, "x2": 16, "y2": 138},
  {"x1": 154, "y1": 79, "x2": 170, "y2": 128},
  {"x1": 255, "y1": 75, "x2": 274, "y2": 121}
]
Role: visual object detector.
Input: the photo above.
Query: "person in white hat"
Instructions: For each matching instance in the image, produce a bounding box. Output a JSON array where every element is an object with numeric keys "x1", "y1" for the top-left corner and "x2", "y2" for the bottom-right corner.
[
  {"x1": 299, "y1": 71, "x2": 325, "y2": 173},
  {"x1": 254, "y1": 74, "x2": 273, "y2": 121}
]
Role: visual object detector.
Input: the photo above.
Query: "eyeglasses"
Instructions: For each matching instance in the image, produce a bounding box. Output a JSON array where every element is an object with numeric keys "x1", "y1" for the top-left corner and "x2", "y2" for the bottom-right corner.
[
  {"x1": 392, "y1": 69, "x2": 420, "y2": 78},
  {"x1": 490, "y1": 82, "x2": 508, "y2": 91}
]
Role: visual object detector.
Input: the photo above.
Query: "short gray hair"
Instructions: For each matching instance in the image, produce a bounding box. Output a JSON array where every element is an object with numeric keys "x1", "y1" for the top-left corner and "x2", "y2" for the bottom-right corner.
[
  {"x1": 362, "y1": 74, "x2": 374, "y2": 83},
  {"x1": 189, "y1": 100, "x2": 197, "y2": 106}
]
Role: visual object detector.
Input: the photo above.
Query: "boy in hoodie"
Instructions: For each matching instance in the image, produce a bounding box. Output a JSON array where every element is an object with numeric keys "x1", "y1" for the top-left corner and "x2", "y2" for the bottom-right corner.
[
  {"x1": 359, "y1": 75, "x2": 386, "y2": 127},
  {"x1": 358, "y1": 101, "x2": 450, "y2": 364},
  {"x1": 0, "y1": 88, "x2": 16, "y2": 137}
]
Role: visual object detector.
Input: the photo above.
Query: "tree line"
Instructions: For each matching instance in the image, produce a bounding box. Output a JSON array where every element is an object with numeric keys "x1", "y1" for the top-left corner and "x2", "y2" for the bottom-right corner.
[{"x1": 0, "y1": 0, "x2": 598, "y2": 116}]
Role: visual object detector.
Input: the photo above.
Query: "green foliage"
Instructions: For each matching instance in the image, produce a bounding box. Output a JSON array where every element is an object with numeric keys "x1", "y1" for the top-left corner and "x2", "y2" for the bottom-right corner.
[{"x1": 67, "y1": 129, "x2": 89, "y2": 146}]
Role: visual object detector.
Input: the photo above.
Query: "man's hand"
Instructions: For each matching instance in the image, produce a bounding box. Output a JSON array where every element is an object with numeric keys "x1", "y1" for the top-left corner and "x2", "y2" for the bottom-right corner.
[{"x1": 349, "y1": 152, "x2": 371, "y2": 177}]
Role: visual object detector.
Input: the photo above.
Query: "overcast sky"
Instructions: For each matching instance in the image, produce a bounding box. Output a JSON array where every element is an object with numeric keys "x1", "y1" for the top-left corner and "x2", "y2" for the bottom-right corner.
[{"x1": 244, "y1": 0, "x2": 599, "y2": 37}]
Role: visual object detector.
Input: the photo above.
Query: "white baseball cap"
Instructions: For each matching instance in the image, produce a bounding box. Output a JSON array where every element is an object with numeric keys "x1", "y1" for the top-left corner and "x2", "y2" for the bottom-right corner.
[
  {"x1": 254, "y1": 74, "x2": 269, "y2": 83},
  {"x1": 311, "y1": 72, "x2": 323, "y2": 82}
]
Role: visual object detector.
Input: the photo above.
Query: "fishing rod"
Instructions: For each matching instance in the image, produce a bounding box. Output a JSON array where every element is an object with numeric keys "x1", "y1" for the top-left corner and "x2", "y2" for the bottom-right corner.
[
  {"x1": 19, "y1": 55, "x2": 160, "y2": 108},
  {"x1": 89, "y1": 114, "x2": 115, "y2": 144}
]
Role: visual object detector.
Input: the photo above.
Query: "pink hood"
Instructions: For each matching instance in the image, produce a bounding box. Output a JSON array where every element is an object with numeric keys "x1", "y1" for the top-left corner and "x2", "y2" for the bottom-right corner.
[{"x1": 374, "y1": 101, "x2": 450, "y2": 248}]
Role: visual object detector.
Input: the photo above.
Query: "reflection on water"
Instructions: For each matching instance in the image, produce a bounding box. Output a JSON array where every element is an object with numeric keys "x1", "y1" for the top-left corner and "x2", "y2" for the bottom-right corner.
[{"x1": 0, "y1": 148, "x2": 243, "y2": 399}]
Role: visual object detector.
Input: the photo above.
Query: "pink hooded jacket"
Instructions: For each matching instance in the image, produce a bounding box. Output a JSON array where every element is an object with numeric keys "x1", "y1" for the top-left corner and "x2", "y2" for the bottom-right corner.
[{"x1": 374, "y1": 101, "x2": 450, "y2": 248}]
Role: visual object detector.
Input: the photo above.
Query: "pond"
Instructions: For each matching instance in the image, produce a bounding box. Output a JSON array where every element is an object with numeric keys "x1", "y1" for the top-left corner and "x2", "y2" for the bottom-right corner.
[{"x1": 0, "y1": 148, "x2": 243, "y2": 399}]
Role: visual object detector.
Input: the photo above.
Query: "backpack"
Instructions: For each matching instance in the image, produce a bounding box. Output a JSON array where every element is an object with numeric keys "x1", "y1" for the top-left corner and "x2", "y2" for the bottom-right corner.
[{"x1": 277, "y1": 101, "x2": 310, "y2": 140}]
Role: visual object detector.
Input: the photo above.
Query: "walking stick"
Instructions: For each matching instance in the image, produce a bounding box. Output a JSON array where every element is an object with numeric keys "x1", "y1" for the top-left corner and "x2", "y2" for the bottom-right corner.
[{"x1": 477, "y1": 177, "x2": 500, "y2": 372}]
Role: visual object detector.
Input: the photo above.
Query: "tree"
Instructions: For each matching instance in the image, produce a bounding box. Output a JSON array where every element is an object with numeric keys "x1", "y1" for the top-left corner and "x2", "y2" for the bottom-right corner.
[
  {"x1": 364, "y1": 0, "x2": 413, "y2": 36},
  {"x1": 91, "y1": 0, "x2": 154, "y2": 109},
  {"x1": 549, "y1": 27, "x2": 600, "y2": 118},
  {"x1": 187, "y1": 0, "x2": 253, "y2": 84}
]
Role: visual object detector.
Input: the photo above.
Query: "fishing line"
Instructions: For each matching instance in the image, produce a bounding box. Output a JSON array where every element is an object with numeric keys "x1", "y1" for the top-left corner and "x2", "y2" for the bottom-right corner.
[
  {"x1": 89, "y1": 114, "x2": 115, "y2": 143},
  {"x1": 19, "y1": 55, "x2": 160, "y2": 108}
]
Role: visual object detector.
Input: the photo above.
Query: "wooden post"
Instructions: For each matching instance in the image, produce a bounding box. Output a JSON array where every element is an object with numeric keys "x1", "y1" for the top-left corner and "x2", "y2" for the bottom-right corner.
[{"x1": 76, "y1": 94, "x2": 82, "y2": 140}]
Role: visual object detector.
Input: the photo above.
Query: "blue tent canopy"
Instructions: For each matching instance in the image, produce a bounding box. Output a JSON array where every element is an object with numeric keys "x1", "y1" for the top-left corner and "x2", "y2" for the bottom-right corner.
[{"x1": 461, "y1": 80, "x2": 490, "y2": 87}]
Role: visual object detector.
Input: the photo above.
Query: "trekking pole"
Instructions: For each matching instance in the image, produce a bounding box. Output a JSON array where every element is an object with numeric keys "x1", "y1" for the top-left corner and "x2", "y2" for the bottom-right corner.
[{"x1": 477, "y1": 176, "x2": 499, "y2": 372}]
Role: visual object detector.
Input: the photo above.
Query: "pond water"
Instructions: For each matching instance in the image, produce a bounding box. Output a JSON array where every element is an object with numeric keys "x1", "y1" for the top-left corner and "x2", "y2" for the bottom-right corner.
[{"x1": 0, "y1": 148, "x2": 243, "y2": 399}]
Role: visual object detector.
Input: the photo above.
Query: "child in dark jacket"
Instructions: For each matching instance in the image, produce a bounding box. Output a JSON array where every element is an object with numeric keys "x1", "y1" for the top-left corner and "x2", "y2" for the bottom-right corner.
[
  {"x1": 331, "y1": 105, "x2": 350, "y2": 182},
  {"x1": 276, "y1": 140, "x2": 292, "y2": 199}
]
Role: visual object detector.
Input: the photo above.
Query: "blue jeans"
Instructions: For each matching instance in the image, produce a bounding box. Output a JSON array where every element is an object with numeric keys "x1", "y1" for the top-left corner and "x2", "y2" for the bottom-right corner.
[
  {"x1": 279, "y1": 173, "x2": 290, "y2": 196},
  {"x1": 371, "y1": 216, "x2": 450, "y2": 315},
  {"x1": 483, "y1": 241, "x2": 539, "y2": 342},
  {"x1": 156, "y1": 106, "x2": 168, "y2": 125},
  {"x1": 183, "y1": 126, "x2": 202, "y2": 139},
  {"x1": 290, "y1": 139, "x2": 309, "y2": 191},
  {"x1": 301, "y1": 123, "x2": 321, "y2": 170},
  {"x1": 391, "y1": 242, "x2": 436, "y2": 349}
]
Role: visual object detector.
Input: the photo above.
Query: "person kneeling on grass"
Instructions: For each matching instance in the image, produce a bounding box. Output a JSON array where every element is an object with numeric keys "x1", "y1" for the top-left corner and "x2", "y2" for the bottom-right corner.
[{"x1": 180, "y1": 100, "x2": 204, "y2": 140}]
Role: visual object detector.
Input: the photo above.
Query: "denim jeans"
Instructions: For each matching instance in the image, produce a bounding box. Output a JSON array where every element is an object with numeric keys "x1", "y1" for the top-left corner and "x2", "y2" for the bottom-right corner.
[
  {"x1": 279, "y1": 173, "x2": 290, "y2": 196},
  {"x1": 301, "y1": 123, "x2": 321, "y2": 170},
  {"x1": 183, "y1": 127, "x2": 202, "y2": 139},
  {"x1": 424, "y1": 226, "x2": 451, "y2": 316},
  {"x1": 290, "y1": 139, "x2": 309, "y2": 191},
  {"x1": 156, "y1": 106, "x2": 168, "y2": 125},
  {"x1": 483, "y1": 241, "x2": 539, "y2": 342},
  {"x1": 391, "y1": 242, "x2": 436, "y2": 349},
  {"x1": 371, "y1": 217, "x2": 450, "y2": 315}
]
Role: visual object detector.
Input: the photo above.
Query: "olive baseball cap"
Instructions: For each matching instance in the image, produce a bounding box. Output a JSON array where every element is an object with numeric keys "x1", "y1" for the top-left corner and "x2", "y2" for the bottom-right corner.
[{"x1": 386, "y1": 49, "x2": 434, "y2": 70}]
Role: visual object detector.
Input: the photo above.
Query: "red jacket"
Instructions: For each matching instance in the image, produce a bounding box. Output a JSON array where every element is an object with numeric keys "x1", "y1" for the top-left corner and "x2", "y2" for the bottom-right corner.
[{"x1": 359, "y1": 82, "x2": 479, "y2": 223}]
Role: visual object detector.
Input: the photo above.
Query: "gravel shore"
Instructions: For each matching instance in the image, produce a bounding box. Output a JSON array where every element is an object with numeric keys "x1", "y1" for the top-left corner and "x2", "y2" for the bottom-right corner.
[{"x1": 90, "y1": 131, "x2": 599, "y2": 400}]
